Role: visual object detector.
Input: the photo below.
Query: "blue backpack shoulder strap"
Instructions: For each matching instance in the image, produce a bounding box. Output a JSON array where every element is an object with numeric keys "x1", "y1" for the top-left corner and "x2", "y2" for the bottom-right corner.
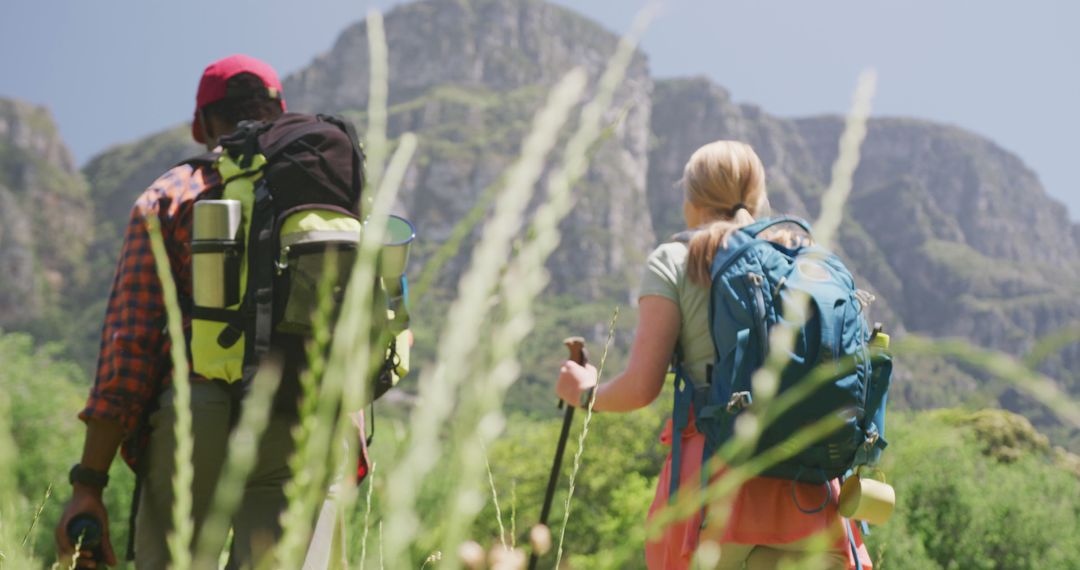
[{"x1": 743, "y1": 215, "x2": 813, "y2": 238}]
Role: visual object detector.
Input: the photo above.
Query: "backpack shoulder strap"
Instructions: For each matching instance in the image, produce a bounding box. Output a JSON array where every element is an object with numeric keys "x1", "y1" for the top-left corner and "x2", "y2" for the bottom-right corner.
[{"x1": 743, "y1": 215, "x2": 813, "y2": 238}]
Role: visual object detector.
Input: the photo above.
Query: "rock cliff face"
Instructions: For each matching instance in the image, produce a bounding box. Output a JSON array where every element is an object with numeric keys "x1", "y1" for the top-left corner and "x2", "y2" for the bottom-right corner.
[
  {"x1": 0, "y1": 99, "x2": 91, "y2": 328},
  {"x1": 284, "y1": 0, "x2": 655, "y2": 299}
]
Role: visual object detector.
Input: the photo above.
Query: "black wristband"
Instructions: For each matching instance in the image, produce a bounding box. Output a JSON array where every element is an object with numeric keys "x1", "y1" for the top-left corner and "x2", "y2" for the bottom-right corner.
[{"x1": 69, "y1": 464, "x2": 109, "y2": 489}]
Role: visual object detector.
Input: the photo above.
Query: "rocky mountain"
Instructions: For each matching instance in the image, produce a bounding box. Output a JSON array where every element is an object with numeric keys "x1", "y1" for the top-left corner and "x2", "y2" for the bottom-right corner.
[
  {"x1": 284, "y1": 0, "x2": 655, "y2": 300},
  {"x1": 0, "y1": 100, "x2": 92, "y2": 330},
  {"x1": 3, "y1": 0, "x2": 1078, "y2": 443}
]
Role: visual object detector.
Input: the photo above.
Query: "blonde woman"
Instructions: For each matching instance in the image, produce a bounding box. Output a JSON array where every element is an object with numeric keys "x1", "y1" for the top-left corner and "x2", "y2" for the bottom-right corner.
[{"x1": 555, "y1": 141, "x2": 872, "y2": 569}]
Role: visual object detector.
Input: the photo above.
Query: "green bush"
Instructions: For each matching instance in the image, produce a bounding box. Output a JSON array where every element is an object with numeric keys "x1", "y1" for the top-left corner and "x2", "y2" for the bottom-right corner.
[
  {"x1": 0, "y1": 331, "x2": 135, "y2": 567},
  {"x1": 869, "y1": 410, "x2": 1080, "y2": 569}
]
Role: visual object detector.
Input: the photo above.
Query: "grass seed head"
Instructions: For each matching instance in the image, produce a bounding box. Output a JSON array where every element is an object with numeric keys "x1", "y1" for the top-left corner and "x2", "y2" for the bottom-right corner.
[{"x1": 529, "y1": 524, "x2": 552, "y2": 555}]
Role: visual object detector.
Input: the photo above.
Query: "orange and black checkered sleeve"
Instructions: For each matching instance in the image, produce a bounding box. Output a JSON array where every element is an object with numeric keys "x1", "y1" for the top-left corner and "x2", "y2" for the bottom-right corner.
[{"x1": 79, "y1": 167, "x2": 199, "y2": 434}]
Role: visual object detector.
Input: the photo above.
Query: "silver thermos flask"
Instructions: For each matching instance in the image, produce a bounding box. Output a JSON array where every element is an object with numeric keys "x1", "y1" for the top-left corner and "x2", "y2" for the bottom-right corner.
[{"x1": 192, "y1": 200, "x2": 243, "y2": 308}]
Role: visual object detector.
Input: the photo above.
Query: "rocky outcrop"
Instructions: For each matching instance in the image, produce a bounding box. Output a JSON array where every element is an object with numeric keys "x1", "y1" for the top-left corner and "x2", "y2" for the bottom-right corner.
[
  {"x1": 284, "y1": 0, "x2": 655, "y2": 299},
  {"x1": 0, "y1": 99, "x2": 91, "y2": 328}
]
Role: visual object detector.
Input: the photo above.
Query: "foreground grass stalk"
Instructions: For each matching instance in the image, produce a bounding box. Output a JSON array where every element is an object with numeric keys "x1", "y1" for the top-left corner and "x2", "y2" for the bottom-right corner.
[
  {"x1": 483, "y1": 445, "x2": 508, "y2": 550},
  {"x1": 1023, "y1": 323, "x2": 1080, "y2": 369},
  {"x1": 363, "y1": 8, "x2": 389, "y2": 210},
  {"x1": 273, "y1": 134, "x2": 416, "y2": 569},
  {"x1": 274, "y1": 253, "x2": 340, "y2": 567},
  {"x1": 381, "y1": 68, "x2": 587, "y2": 568},
  {"x1": 555, "y1": 307, "x2": 619, "y2": 568},
  {"x1": 22, "y1": 485, "x2": 51, "y2": 548},
  {"x1": 434, "y1": 11, "x2": 651, "y2": 564},
  {"x1": 146, "y1": 215, "x2": 194, "y2": 570},
  {"x1": 510, "y1": 480, "x2": 517, "y2": 549},
  {"x1": 191, "y1": 360, "x2": 283, "y2": 569},
  {"x1": 897, "y1": 336, "x2": 1080, "y2": 428},
  {"x1": 359, "y1": 462, "x2": 376, "y2": 570},
  {"x1": 325, "y1": 130, "x2": 418, "y2": 525},
  {"x1": 274, "y1": 10, "x2": 409, "y2": 560}
]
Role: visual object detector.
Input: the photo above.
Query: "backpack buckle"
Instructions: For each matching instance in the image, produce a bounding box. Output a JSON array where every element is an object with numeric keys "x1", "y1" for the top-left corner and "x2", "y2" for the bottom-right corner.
[
  {"x1": 726, "y1": 391, "x2": 753, "y2": 413},
  {"x1": 863, "y1": 426, "x2": 880, "y2": 451}
]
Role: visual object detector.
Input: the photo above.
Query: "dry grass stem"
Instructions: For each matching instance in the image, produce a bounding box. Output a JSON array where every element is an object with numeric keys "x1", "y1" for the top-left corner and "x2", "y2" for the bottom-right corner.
[
  {"x1": 381, "y1": 67, "x2": 587, "y2": 568},
  {"x1": 897, "y1": 336, "x2": 1080, "y2": 429},
  {"x1": 146, "y1": 214, "x2": 194, "y2": 570},
  {"x1": 359, "y1": 462, "x2": 377, "y2": 570},
  {"x1": 483, "y1": 445, "x2": 509, "y2": 550},
  {"x1": 555, "y1": 306, "x2": 619, "y2": 568},
  {"x1": 435, "y1": 9, "x2": 651, "y2": 562},
  {"x1": 192, "y1": 359, "x2": 283, "y2": 568}
]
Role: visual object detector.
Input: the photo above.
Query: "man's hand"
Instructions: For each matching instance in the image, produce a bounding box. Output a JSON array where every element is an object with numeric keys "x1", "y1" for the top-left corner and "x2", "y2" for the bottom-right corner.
[
  {"x1": 57, "y1": 419, "x2": 125, "y2": 568},
  {"x1": 55, "y1": 483, "x2": 118, "y2": 568}
]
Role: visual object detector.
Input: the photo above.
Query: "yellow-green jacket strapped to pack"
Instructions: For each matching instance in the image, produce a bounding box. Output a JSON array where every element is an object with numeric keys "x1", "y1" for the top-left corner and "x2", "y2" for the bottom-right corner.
[{"x1": 182, "y1": 112, "x2": 412, "y2": 411}]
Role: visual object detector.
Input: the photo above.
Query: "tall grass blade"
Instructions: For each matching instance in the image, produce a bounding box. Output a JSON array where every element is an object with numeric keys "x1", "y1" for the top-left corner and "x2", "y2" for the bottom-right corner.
[
  {"x1": 434, "y1": 8, "x2": 652, "y2": 563},
  {"x1": 22, "y1": 485, "x2": 51, "y2": 547},
  {"x1": 274, "y1": 133, "x2": 417, "y2": 569},
  {"x1": 146, "y1": 214, "x2": 194, "y2": 570},
  {"x1": 555, "y1": 307, "x2": 619, "y2": 568},
  {"x1": 1023, "y1": 322, "x2": 1080, "y2": 369},
  {"x1": 359, "y1": 462, "x2": 376, "y2": 570},
  {"x1": 897, "y1": 336, "x2": 1080, "y2": 428},
  {"x1": 380, "y1": 67, "x2": 587, "y2": 568},
  {"x1": 363, "y1": 8, "x2": 389, "y2": 212},
  {"x1": 191, "y1": 358, "x2": 283, "y2": 569},
  {"x1": 483, "y1": 445, "x2": 508, "y2": 550}
]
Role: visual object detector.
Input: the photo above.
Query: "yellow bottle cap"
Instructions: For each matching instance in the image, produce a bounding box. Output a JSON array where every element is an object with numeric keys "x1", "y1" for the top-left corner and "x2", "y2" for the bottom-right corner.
[{"x1": 870, "y1": 332, "x2": 890, "y2": 349}]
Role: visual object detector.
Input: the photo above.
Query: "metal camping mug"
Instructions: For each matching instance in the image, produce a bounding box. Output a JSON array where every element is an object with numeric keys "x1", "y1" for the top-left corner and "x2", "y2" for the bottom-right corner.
[
  {"x1": 378, "y1": 215, "x2": 416, "y2": 279},
  {"x1": 838, "y1": 472, "x2": 896, "y2": 525},
  {"x1": 192, "y1": 200, "x2": 242, "y2": 309}
]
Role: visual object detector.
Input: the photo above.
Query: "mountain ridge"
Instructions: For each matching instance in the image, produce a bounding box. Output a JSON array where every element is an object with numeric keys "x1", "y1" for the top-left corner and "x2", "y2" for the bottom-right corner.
[{"x1": 0, "y1": 0, "x2": 1076, "y2": 445}]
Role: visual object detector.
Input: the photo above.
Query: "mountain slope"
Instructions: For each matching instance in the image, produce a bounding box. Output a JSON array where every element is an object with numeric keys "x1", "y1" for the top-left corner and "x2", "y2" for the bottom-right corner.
[{"x1": 0, "y1": 99, "x2": 92, "y2": 330}]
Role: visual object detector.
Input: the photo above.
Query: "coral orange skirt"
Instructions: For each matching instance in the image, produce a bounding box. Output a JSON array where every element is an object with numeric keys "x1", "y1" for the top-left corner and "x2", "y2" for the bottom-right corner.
[{"x1": 645, "y1": 418, "x2": 873, "y2": 569}]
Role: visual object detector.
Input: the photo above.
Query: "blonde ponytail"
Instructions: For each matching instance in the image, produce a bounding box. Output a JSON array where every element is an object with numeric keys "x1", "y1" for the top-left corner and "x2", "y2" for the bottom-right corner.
[{"x1": 682, "y1": 141, "x2": 769, "y2": 286}]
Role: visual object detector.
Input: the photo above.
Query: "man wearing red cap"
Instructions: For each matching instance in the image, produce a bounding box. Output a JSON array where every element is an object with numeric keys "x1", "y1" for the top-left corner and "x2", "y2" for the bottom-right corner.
[{"x1": 56, "y1": 54, "x2": 293, "y2": 569}]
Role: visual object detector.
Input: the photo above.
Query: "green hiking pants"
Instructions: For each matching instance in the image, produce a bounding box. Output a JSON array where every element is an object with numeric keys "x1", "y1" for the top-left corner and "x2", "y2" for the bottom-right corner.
[{"x1": 134, "y1": 382, "x2": 297, "y2": 569}]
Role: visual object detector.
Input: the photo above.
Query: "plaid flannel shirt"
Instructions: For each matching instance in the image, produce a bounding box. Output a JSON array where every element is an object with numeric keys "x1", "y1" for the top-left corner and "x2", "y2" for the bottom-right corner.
[{"x1": 80, "y1": 163, "x2": 220, "y2": 467}]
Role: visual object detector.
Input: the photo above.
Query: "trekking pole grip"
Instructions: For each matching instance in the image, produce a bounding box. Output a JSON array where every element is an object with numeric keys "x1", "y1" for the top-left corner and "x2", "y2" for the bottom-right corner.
[{"x1": 557, "y1": 336, "x2": 589, "y2": 409}]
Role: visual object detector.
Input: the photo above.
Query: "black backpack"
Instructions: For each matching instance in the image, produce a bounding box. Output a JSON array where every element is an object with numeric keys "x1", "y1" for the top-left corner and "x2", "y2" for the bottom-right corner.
[{"x1": 184, "y1": 112, "x2": 398, "y2": 412}]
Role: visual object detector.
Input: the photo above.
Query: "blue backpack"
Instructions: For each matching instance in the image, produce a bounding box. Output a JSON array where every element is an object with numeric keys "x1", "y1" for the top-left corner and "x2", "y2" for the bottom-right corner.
[{"x1": 669, "y1": 216, "x2": 892, "y2": 511}]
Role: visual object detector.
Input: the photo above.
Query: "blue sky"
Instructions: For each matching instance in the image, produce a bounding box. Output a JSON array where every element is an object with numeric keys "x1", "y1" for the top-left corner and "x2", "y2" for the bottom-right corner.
[{"x1": 1, "y1": 0, "x2": 1077, "y2": 219}]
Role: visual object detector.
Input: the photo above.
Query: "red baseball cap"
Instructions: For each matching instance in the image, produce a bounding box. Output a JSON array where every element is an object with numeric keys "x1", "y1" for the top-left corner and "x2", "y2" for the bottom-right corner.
[{"x1": 192, "y1": 54, "x2": 287, "y2": 144}]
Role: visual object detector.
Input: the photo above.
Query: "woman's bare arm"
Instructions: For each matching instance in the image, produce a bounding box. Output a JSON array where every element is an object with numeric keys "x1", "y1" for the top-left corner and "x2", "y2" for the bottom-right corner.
[{"x1": 556, "y1": 295, "x2": 681, "y2": 412}]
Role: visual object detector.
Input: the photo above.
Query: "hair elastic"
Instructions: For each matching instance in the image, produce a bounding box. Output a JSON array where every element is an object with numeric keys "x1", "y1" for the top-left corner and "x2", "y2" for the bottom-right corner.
[{"x1": 730, "y1": 203, "x2": 748, "y2": 217}]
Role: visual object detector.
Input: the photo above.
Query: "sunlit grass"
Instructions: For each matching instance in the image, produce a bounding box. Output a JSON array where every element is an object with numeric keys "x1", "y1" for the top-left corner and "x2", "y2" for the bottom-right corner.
[{"x1": 145, "y1": 215, "x2": 194, "y2": 570}]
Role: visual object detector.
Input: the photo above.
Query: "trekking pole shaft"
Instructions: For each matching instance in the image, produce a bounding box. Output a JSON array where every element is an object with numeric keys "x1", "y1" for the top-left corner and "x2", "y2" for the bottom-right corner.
[
  {"x1": 537, "y1": 406, "x2": 574, "y2": 528},
  {"x1": 529, "y1": 337, "x2": 588, "y2": 570}
]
